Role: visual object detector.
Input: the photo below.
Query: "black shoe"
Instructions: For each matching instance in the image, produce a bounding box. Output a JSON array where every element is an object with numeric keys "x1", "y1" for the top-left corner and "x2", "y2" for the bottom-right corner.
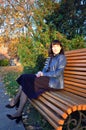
[
  {"x1": 5, "y1": 104, "x2": 16, "y2": 108},
  {"x1": 6, "y1": 114, "x2": 22, "y2": 123},
  {"x1": 5, "y1": 99, "x2": 20, "y2": 109}
]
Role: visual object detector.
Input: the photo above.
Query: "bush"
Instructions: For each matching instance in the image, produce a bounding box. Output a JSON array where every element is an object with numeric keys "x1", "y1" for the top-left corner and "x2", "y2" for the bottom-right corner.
[
  {"x1": 18, "y1": 37, "x2": 48, "y2": 73},
  {"x1": 0, "y1": 59, "x2": 9, "y2": 66}
]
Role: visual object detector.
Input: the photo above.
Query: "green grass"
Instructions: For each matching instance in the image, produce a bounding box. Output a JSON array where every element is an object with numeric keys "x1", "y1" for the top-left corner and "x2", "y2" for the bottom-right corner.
[{"x1": 3, "y1": 71, "x2": 21, "y2": 97}]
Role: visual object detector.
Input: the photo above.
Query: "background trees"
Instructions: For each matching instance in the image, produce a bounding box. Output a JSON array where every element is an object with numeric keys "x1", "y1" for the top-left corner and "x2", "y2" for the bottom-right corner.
[
  {"x1": 0, "y1": 0, "x2": 86, "y2": 70},
  {"x1": 44, "y1": 0, "x2": 86, "y2": 39},
  {"x1": 1, "y1": 0, "x2": 85, "y2": 39},
  {"x1": 0, "y1": 0, "x2": 34, "y2": 37}
]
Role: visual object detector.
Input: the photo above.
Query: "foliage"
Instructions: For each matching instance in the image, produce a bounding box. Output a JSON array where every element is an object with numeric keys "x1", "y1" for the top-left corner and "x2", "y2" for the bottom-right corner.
[
  {"x1": 31, "y1": 0, "x2": 59, "y2": 45},
  {"x1": 0, "y1": 0, "x2": 86, "y2": 40},
  {"x1": 54, "y1": 32, "x2": 86, "y2": 51},
  {"x1": 0, "y1": 0, "x2": 34, "y2": 37},
  {"x1": 0, "y1": 59, "x2": 9, "y2": 66},
  {"x1": 17, "y1": 33, "x2": 85, "y2": 74},
  {"x1": 8, "y1": 40, "x2": 19, "y2": 59},
  {"x1": 17, "y1": 36, "x2": 48, "y2": 73},
  {"x1": 68, "y1": 36, "x2": 86, "y2": 50},
  {"x1": 0, "y1": 0, "x2": 86, "y2": 72},
  {"x1": 45, "y1": 0, "x2": 86, "y2": 39}
]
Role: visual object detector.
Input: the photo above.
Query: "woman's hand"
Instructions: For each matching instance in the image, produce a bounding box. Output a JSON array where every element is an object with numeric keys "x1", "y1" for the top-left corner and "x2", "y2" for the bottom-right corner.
[{"x1": 36, "y1": 71, "x2": 43, "y2": 77}]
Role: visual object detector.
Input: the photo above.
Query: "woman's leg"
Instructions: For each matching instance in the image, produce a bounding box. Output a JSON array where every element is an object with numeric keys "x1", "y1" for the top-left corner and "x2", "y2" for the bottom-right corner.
[
  {"x1": 14, "y1": 91, "x2": 28, "y2": 116},
  {"x1": 10, "y1": 86, "x2": 22, "y2": 106},
  {"x1": 6, "y1": 86, "x2": 22, "y2": 109},
  {"x1": 7, "y1": 90, "x2": 28, "y2": 117}
]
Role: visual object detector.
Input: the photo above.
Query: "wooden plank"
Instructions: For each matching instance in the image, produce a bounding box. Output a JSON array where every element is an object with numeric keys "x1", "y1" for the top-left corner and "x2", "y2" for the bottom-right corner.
[
  {"x1": 56, "y1": 126, "x2": 63, "y2": 130},
  {"x1": 67, "y1": 60, "x2": 86, "y2": 63},
  {"x1": 82, "y1": 105, "x2": 86, "y2": 110},
  {"x1": 38, "y1": 96, "x2": 68, "y2": 119},
  {"x1": 31, "y1": 99, "x2": 65, "y2": 125},
  {"x1": 66, "y1": 55, "x2": 86, "y2": 60},
  {"x1": 64, "y1": 85, "x2": 86, "y2": 94},
  {"x1": 64, "y1": 70, "x2": 86, "y2": 76},
  {"x1": 65, "y1": 67, "x2": 86, "y2": 71},
  {"x1": 57, "y1": 91, "x2": 86, "y2": 104},
  {"x1": 29, "y1": 100, "x2": 59, "y2": 129},
  {"x1": 65, "y1": 52, "x2": 86, "y2": 57},
  {"x1": 64, "y1": 74, "x2": 86, "y2": 80},
  {"x1": 64, "y1": 87, "x2": 86, "y2": 97},
  {"x1": 64, "y1": 80, "x2": 86, "y2": 89},
  {"x1": 66, "y1": 63, "x2": 86, "y2": 67},
  {"x1": 64, "y1": 77, "x2": 86, "y2": 85},
  {"x1": 42, "y1": 93, "x2": 69, "y2": 112},
  {"x1": 65, "y1": 48, "x2": 86, "y2": 54},
  {"x1": 50, "y1": 91, "x2": 78, "y2": 107},
  {"x1": 45, "y1": 92, "x2": 74, "y2": 108}
]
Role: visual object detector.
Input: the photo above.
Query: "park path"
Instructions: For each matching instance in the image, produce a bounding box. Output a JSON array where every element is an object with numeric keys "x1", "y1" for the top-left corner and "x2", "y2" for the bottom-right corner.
[{"x1": 0, "y1": 76, "x2": 25, "y2": 130}]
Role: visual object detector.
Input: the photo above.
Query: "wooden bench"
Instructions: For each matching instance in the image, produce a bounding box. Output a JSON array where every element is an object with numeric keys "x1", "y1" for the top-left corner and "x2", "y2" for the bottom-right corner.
[{"x1": 29, "y1": 48, "x2": 86, "y2": 130}]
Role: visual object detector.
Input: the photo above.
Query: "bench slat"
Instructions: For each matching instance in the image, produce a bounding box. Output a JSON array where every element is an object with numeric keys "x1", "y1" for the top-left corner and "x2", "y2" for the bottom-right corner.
[
  {"x1": 65, "y1": 67, "x2": 86, "y2": 71},
  {"x1": 31, "y1": 99, "x2": 65, "y2": 125},
  {"x1": 64, "y1": 74, "x2": 86, "y2": 80},
  {"x1": 64, "y1": 77, "x2": 86, "y2": 84},
  {"x1": 64, "y1": 84, "x2": 86, "y2": 94},
  {"x1": 38, "y1": 96, "x2": 68, "y2": 119},
  {"x1": 65, "y1": 48, "x2": 86, "y2": 54},
  {"x1": 64, "y1": 87, "x2": 86, "y2": 97},
  {"x1": 64, "y1": 85, "x2": 86, "y2": 96},
  {"x1": 64, "y1": 80, "x2": 86, "y2": 89},
  {"x1": 29, "y1": 100, "x2": 59, "y2": 129},
  {"x1": 66, "y1": 63, "x2": 86, "y2": 67},
  {"x1": 64, "y1": 70, "x2": 86, "y2": 76},
  {"x1": 66, "y1": 55, "x2": 86, "y2": 60},
  {"x1": 50, "y1": 92, "x2": 78, "y2": 107},
  {"x1": 54, "y1": 92, "x2": 85, "y2": 112},
  {"x1": 42, "y1": 93, "x2": 80, "y2": 115},
  {"x1": 60, "y1": 91, "x2": 86, "y2": 103},
  {"x1": 42, "y1": 93, "x2": 70, "y2": 114},
  {"x1": 56, "y1": 91, "x2": 86, "y2": 104},
  {"x1": 45, "y1": 92, "x2": 73, "y2": 108},
  {"x1": 67, "y1": 60, "x2": 86, "y2": 63}
]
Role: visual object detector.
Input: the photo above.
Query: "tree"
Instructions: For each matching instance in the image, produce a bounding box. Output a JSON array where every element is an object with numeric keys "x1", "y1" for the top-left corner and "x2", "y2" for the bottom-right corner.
[
  {"x1": 31, "y1": 0, "x2": 60, "y2": 45},
  {"x1": 46, "y1": 0, "x2": 86, "y2": 39},
  {"x1": 0, "y1": 0, "x2": 34, "y2": 37}
]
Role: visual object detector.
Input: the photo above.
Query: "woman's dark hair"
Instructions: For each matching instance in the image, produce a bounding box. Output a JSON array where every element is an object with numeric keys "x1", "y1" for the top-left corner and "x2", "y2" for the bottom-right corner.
[{"x1": 48, "y1": 40, "x2": 64, "y2": 57}]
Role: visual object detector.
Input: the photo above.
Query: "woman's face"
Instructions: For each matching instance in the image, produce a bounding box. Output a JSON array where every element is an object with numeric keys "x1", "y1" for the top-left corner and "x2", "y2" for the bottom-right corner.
[{"x1": 52, "y1": 44, "x2": 61, "y2": 55}]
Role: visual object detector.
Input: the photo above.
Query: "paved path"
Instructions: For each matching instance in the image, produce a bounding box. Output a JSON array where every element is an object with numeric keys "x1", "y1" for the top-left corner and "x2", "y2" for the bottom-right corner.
[{"x1": 0, "y1": 78, "x2": 25, "y2": 130}]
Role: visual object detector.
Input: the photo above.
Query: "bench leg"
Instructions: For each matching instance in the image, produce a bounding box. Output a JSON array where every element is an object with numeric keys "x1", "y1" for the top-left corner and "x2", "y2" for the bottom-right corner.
[{"x1": 63, "y1": 111, "x2": 86, "y2": 130}]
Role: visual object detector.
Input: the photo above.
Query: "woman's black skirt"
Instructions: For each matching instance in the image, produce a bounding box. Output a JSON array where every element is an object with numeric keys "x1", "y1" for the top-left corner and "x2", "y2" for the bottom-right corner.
[{"x1": 16, "y1": 74, "x2": 50, "y2": 100}]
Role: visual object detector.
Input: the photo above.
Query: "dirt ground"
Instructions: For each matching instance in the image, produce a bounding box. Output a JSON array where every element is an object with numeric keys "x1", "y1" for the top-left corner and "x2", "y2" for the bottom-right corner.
[{"x1": 0, "y1": 66, "x2": 23, "y2": 77}]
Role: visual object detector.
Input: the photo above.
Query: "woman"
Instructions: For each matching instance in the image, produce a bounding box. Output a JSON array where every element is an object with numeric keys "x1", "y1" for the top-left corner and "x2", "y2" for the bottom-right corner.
[{"x1": 6, "y1": 40, "x2": 66, "y2": 123}]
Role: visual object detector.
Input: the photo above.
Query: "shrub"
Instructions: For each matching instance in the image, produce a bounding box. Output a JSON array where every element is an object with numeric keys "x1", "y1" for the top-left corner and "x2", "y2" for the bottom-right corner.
[{"x1": 0, "y1": 59, "x2": 9, "y2": 66}]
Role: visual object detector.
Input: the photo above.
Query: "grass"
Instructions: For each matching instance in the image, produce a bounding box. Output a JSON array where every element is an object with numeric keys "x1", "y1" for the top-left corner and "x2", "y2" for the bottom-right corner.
[
  {"x1": 0, "y1": 66, "x2": 23, "y2": 97},
  {"x1": 3, "y1": 72, "x2": 20, "y2": 97}
]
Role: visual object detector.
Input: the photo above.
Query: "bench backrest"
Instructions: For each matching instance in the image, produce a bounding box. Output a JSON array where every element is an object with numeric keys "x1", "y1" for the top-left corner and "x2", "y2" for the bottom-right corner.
[{"x1": 64, "y1": 48, "x2": 86, "y2": 98}]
